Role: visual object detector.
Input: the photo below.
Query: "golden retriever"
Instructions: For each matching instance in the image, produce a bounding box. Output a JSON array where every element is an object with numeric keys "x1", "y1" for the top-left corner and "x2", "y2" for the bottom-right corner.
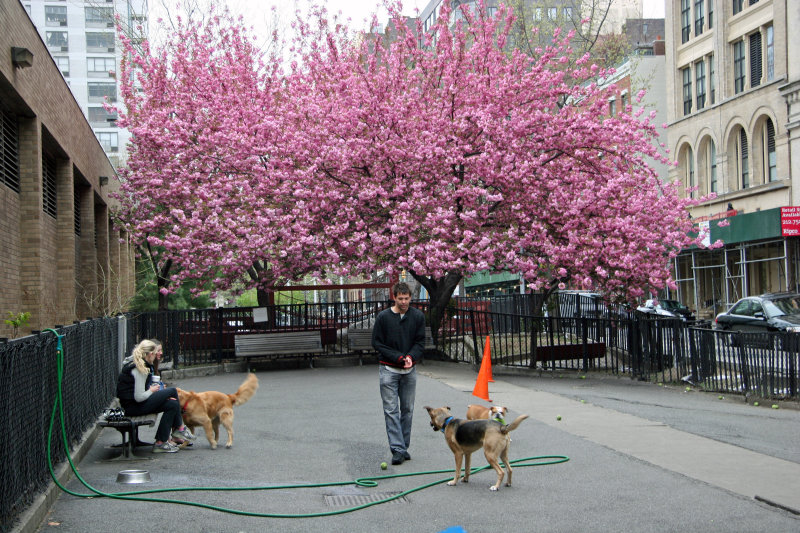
[{"x1": 176, "y1": 373, "x2": 258, "y2": 449}]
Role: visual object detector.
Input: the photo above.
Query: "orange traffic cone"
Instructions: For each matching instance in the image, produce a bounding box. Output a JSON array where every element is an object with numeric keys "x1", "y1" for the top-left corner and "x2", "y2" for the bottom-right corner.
[
  {"x1": 483, "y1": 336, "x2": 494, "y2": 382},
  {"x1": 472, "y1": 336, "x2": 492, "y2": 402}
]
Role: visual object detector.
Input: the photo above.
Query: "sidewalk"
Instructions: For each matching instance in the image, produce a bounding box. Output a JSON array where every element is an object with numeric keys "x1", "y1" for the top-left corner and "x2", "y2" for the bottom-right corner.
[{"x1": 22, "y1": 361, "x2": 800, "y2": 533}]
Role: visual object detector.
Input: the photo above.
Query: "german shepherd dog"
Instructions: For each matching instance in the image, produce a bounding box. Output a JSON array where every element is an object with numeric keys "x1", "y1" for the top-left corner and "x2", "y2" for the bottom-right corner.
[
  {"x1": 425, "y1": 405, "x2": 528, "y2": 491},
  {"x1": 176, "y1": 373, "x2": 258, "y2": 449}
]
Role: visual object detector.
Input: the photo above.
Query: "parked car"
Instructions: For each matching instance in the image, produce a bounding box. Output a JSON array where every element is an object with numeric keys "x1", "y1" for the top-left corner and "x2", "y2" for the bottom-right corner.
[
  {"x1": 636, "y1": 299, "x2": 696, "y2": 322},
  {"x1": 714, "y1": 293, "x2": 800, "y2": 333}
]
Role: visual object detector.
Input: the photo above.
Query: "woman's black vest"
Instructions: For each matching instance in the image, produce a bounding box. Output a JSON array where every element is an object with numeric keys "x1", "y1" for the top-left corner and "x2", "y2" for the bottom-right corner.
[{"x1": 116, "y1": 362, "x2": 153, "y2": 400}]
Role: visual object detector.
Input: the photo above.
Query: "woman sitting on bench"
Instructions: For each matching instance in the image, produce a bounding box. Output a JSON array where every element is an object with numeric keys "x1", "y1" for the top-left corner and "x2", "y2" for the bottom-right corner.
[{"x1": 116, "y1": 339, "x2": 196, "y2": 453}]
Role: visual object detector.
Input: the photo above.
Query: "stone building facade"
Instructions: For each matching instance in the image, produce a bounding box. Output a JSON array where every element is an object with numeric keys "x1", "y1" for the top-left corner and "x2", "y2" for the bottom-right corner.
[
  {"x1": 665, "y1": 0, "x2": 800, "y2": 319},
  {"x1": 1, "y1": 0, "x2": 135, "y2": 338}
]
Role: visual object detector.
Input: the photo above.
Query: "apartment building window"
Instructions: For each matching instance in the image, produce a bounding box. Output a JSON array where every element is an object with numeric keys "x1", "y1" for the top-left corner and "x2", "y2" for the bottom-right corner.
[
  {"x1": 687, "y1": 148, "x2": 695, "y2": 197},
  {"x1": 760, "y1": 118, "x2": 777, "y2": 182},
  {"x1": 42, "y1": 153, "x2": 57, "y2": 219},
  {"x1": 694, "y1": 0, "x2": 704, "y2": 36},
  {"x1": 736, "y1": 128, "x2": 749, "y2": 188},
  {"x1": 548, "y1": 8, "x2": 557, "y2": 20},
  {"x1": 708, "y1": 0, "x2": 713, "y2": 29},
  {"x1": 681, "y1": 0, "x2": 691, "y2": 43},
  {"x1": 563, "y1": 7, "x2": 573, "y2": 20},
  {"x1": 608, "y1": 98, "x2": 616, "y2": 117},
  {"x1": 97, "y1": 132, "x2": 118, "y2": 152},
  {"x1": 0, "y1": 104, "x2": 20, "y2": 193},
  {"x1": 696, "y1": 60, "x2": 706, "y2": 110},
  {"x1": 88, "y1": 107, "x2": 117, "y2": 126},
  {"x1": 88, "y1": 82, "x2": 116, "y2": 103},
  {"x1": 534, "y1": 7, "x2": 542, "y2": 21},
  {"x1": 733, "y1": 40, "x2": 745, "y2": 94},
  {"x1": 682, "y1": 67, "x2": 692, "y2": 116},
  {"x1": 750, "y1": 32, "x2": 762, "y2": 88},
  {"x1": 55, "y1": 56, "x2": 69, "y2": 77},
  {"x1": 709, "y1": 55, "x2": 715, "y2": 104},
  {"x1": 45, "y1": 6, "x2": 67, "y2": 26},
  {"x1": 46, "y1": 31, "x2": 68, "y2": 52},
  {"x1": 87, "y1": 57, "x2": 115, "y2": 77},
  {"x1": 733, "y1": 0, "x2": 744, "y2": 15},
  {"x1": 620, "y1": 91, "x2": 628, "y2": 113},
  {"x1": 766, "y1": 25, "x2": 774, "y2": 81},
  {"x1": 86, "y1": 32, "x2": 115, "y2": 52},
  {"x1": 85, "y1": 7, "x2": 114, "y2": 27},
  {"x1": 708, "y1": 140, "x2": 717, "y2": 193}
]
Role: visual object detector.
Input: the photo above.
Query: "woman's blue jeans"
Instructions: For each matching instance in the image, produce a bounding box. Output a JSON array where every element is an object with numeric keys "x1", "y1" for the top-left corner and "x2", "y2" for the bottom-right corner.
[{"x1": 379, "y1": 365, "x2": 417, "y2": 454}]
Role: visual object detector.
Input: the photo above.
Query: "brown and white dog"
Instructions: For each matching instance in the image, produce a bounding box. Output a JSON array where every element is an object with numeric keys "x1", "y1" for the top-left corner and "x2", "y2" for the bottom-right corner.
[
  {"x1": 425, "y1": 405, "x2": 528, "y2": 491},
  {"x1": 466, "y1": 404, "x2": 508, "y2": 424},
  {"x1": 176, "y1": 373, "x2": 258, "y2": 449}
]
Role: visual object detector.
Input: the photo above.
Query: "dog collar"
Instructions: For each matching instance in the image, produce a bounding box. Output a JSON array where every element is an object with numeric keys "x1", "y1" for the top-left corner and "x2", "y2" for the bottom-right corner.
[
  {"x1": 181, "y1": 400, "x2": 189, "y2": 413},
  {"x1": 440, "y1": 416, "x2": 453, "y2": 433}
]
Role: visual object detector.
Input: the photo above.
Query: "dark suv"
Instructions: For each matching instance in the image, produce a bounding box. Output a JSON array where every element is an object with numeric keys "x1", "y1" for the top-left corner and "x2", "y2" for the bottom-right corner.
[{"x1": 714, "y1": 293, "x2": 800, "y2": 333}]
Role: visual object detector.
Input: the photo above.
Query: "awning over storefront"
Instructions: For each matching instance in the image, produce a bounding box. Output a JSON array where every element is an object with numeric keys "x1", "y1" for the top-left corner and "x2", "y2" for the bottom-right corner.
[{"x1": 706, "y1": 207, "x2": 782, "y2": 245}]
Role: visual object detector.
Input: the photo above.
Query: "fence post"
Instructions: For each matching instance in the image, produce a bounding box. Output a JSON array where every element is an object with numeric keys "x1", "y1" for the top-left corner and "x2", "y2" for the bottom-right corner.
[
  {"x1": 581, "y1": 317, "x2": 589, "y2": 372},
  {"x1": 469, "y1": 308, "x2": 479, "y2": 370},
  {"x1": 736, "y1": 333, "x2": 750, "y2": 395}
]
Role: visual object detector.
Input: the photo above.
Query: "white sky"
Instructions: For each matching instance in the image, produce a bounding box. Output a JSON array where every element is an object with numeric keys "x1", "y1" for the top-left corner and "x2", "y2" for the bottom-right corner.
[{"x1": 150, "y1": 1, "x2": 665, "y2": 42}]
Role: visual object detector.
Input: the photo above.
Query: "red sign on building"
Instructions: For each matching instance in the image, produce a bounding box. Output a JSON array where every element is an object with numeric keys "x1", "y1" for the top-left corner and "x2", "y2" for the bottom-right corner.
[{"x1": 781, "y1": 206, "x2": 800, "y2": 236}]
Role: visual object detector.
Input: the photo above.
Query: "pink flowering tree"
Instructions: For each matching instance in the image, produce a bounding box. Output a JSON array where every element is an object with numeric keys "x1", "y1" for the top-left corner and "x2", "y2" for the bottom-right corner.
[
  {"x1": 282, "y1": 1, "x2": 714, "y2": 334},
  {"x1": 114, "y1": 10, "x2": 328, "y2": 308},
  {"x1": 116, "y1": 1, "x2": 715, "y2": 332}
]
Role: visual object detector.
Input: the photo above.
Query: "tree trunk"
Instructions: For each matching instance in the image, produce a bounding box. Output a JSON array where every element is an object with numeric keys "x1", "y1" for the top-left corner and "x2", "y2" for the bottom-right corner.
[
  {"x1": 409, "y1": 270, "x2": 463, "y2": 345},
  {"x1": 155, "y1": 258, "x2": 172, "y2": 311}
]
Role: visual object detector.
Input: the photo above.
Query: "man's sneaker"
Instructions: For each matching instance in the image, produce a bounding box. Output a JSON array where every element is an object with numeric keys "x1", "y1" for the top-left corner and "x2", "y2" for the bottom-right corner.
[
  {"x1": 152, "y1": 442, "x2": 178, "y2": 453},
  {"x1": 391, "y1": 451, "x2": 405, "y2": 465},
  {"x1": 403, "y1": 451, "x2": 411, "y2": 461},
  {"x1": 172, "y1": 427, "x2": 196, "y2": 441}
]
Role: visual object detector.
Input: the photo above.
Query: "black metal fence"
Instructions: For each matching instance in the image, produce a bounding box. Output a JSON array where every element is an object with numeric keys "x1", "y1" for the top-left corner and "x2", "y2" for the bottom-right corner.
[
  {"x1": 0, "y1": 318, "x2": 120, "y2": 532},
  {"x1": 123, "y1": 295, "x2": 799, "y2": 402}
]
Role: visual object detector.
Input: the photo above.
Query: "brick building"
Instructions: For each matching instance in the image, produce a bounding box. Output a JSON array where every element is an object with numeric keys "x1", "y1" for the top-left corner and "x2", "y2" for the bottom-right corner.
[{"x1": 1, "y1": 0, "x2": 135, "y2": 338}]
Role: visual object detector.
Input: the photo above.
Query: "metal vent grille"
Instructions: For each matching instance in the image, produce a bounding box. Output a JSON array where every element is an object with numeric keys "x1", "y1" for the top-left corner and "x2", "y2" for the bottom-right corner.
[{"x1": 324, "y1": 492, "x2": 408, "y2": 507}]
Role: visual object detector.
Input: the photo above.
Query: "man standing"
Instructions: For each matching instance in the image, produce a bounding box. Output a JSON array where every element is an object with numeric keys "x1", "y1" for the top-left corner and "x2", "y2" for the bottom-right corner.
[{"x1": 372, "y1": 281, "x2": 426, "y2": 465}]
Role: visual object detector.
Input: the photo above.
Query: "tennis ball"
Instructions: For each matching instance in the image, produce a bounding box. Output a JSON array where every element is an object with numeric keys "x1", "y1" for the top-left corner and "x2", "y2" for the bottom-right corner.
[
  {"x1": 772, "y1": 404, "x2": 779, "y2": 409},
  {"x1": 753, "y1": 402, "x2": 759, "y2": 406},
  {"x1": 380, "y1": 462, "x2": 388, "y2": 470},
  {"x1": 718, "y1": 395, "x2": 724, "y2": 400},
  {"x1": 580, "y1": 399, "x2": 586, "y2": 403},
  {"x1": 556, "y1": 415, "x2": 562, "y2": 421}
]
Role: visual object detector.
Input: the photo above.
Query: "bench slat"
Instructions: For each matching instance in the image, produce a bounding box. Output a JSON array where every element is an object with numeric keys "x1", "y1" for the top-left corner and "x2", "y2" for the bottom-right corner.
[
  {"x1": 348, "y1": 327, "x2": 435, "y2": 351},
  {"x1": 235, "y1": 331, "x2": 325, "y2": 357}
]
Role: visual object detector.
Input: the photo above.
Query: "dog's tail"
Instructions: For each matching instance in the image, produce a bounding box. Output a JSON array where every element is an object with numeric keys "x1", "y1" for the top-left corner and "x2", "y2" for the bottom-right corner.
[
  {"x1": 230, "y1": 373, "x2": 259, "y2": 407},
  {"x1": 500, "y1": 414, "x2": 529, "y2": 434}
]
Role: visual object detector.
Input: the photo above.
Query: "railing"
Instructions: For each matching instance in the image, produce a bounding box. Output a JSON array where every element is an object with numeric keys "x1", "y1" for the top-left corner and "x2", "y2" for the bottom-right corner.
[{"x1": 0, "y1": 318, "x2": 121, "y2": 531}]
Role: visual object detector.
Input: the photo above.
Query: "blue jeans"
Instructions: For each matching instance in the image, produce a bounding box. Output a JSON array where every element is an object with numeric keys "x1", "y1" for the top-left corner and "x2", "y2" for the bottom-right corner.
[
  {"x1": 379, "y1": 365, "x2": 417, "y2": 454},
  {"x1": 121, "y1": 387, "x2": 183, "y2": 443}
]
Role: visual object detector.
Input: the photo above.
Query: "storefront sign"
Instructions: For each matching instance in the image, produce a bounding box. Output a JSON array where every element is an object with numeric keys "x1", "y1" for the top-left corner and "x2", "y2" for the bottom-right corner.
[{"x1": 781, "y1": 206, "x2": 800, "y2": 236}]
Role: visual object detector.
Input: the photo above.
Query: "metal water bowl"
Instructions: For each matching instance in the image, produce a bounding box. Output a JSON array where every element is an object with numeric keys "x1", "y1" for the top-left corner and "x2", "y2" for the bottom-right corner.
[{"x1": 116, "y1": 469, "x2": 151, "y2": 484}]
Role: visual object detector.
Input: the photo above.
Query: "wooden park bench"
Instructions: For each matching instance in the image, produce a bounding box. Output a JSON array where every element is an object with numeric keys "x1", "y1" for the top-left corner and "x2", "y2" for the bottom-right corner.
[
  {"x1": 532, "y1": 342, "x2": 606, "y2": 369},
  {"x1": 97, "y1": 400, "x2": 157, "y2": 459},
  {"x1": 348, "y1": 326, "x2": 436, "y2": 354},
  {"x1": 234, "y1": 330, "x2": 325, "y2": 368}
]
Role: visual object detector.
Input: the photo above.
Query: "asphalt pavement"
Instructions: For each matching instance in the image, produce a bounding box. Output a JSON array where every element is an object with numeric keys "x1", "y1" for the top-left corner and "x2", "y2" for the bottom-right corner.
[{"x1": 19, "y1": 360, "x2": 800, "y2": 533}]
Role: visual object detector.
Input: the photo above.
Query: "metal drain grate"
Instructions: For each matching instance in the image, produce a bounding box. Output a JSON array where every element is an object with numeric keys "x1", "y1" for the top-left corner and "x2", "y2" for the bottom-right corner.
[{"x1": 324, "y1": 492, "x2": 408, "y2": 506}]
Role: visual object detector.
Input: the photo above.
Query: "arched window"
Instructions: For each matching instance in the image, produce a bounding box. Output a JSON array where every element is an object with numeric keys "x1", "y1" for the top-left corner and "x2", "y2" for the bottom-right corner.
[
  {"x1": 679, "y1": 144, "x2": 695, "y2": 197},
  {"x1": 737, "y1": 128, "x2": 749, "y2": 189},
  {"x1": 764, "y1": 118, "x2": 776, "y2": 182},
  {"x1": 698, "y1": 137, "x2": 717, "y2": 195}
]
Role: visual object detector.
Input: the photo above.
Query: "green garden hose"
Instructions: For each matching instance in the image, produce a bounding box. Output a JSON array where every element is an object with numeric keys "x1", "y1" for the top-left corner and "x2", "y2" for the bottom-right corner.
[{"x1": 44, "y1": 328, "x2": 569, "y2": 518}]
